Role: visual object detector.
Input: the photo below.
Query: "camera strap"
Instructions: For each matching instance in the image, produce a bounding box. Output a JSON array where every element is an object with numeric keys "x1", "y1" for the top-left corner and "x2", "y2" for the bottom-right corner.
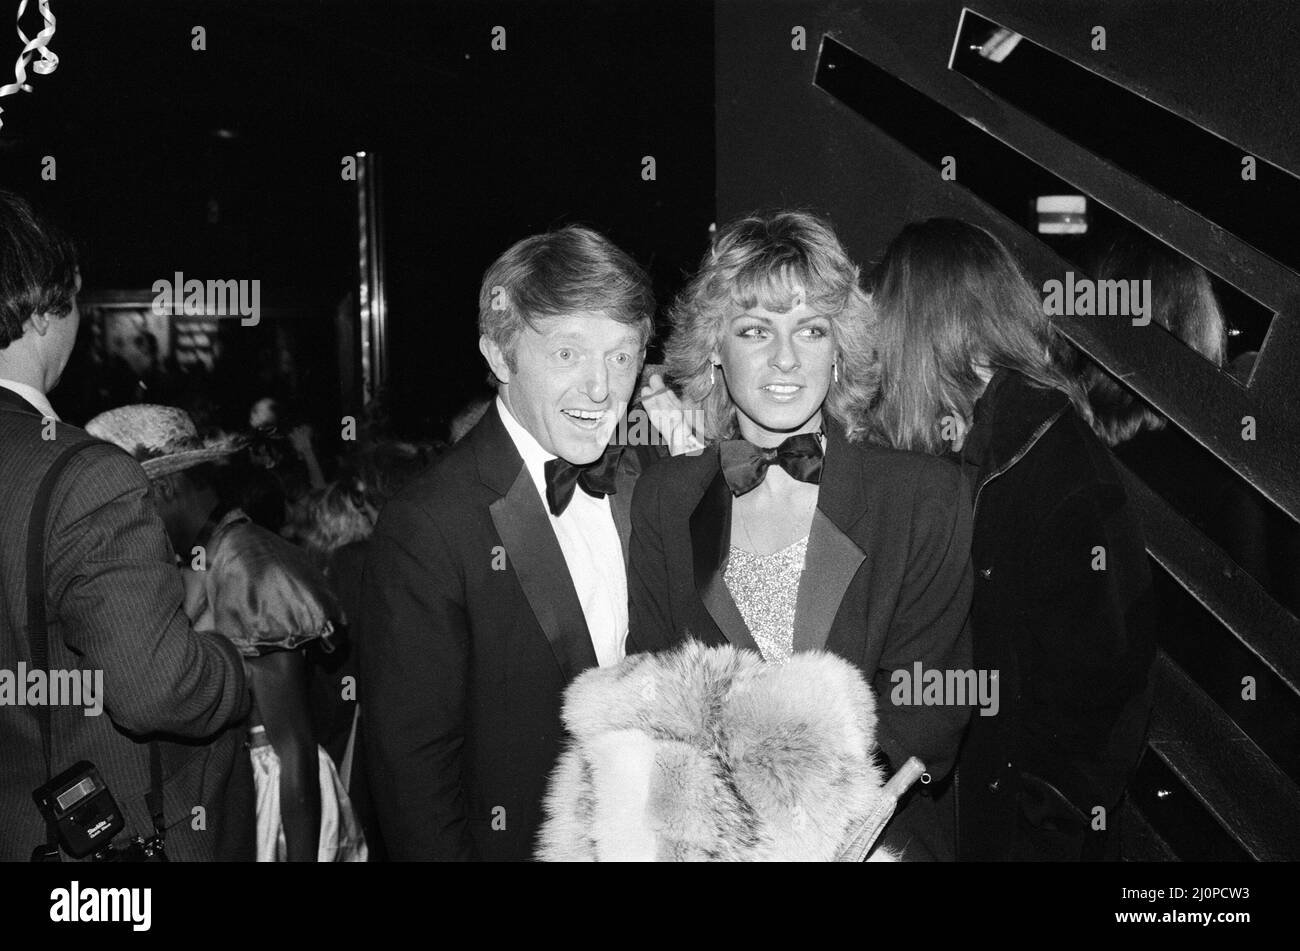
[
  {"x1": 26, "y1": 439, "x2": 166, "y2": 850},
  {"x1": 146, "y1": 742, "x2": 166, "y2": 841},
  {"x1": 26, "y1": 439, "x2": 100, "y2": 851}
]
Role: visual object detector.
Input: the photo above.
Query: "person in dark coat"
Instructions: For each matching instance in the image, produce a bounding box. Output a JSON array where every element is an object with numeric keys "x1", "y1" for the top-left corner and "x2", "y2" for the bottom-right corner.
[
  {"x1": 866, "y1": 217, "x2": 1159, "y2": 861},
  {"x1": 0, "y1": 189, "x2": 254, "y2": 861},
  {"x1": 627, "y1": 212, "x2": 974, "y2": 860}
]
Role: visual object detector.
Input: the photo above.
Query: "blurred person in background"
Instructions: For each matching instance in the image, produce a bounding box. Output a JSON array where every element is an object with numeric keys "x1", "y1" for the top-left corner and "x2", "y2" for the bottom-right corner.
[
  {"x1": 87, "y1": 404, "x2": 366, "y2": 862},
  {"x1": 449, "y1": 394, "x2": 493, "y2": 444},
  {"x1": 298, "y1": 439, "x2": 435, "y2": 861},
  {"x1": 867, "y1": 218, "x2": 1158, "y2": 862}
]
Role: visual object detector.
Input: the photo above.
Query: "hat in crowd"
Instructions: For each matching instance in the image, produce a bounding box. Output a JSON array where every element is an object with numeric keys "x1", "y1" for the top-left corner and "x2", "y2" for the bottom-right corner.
[{"x1": 86, "y1": 404, "x2": 245, "y2": 478}]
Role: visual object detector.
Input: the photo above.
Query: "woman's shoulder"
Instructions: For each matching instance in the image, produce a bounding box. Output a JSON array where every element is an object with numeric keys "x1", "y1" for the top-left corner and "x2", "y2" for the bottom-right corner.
[
  {"x1": 1036, "y1": 407, "x2": 1125, "y2": 492},
  {"x1": 207, "y1": 514, "x2": 339, "y2": 655},
  {"x1": 639, "y1": 445, "x2": 720, "y2": 486},
  {"x1": 994, "y1": 408, "x2": 1130, "y2": 526},
  {"x1": 847, "y1": 437, "x2": 965, "y2": 498},
  {"x1": 634, "y1": 446, "x2": 721, "y2": 507}
]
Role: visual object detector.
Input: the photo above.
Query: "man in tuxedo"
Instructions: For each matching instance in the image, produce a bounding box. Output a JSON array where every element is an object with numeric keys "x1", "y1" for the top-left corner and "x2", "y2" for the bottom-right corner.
[
  {"x1": 0, "y1": 190, "x2": 254, "y2": 861},
  {"x1": 361, "y1": 225, "x2": 658, "y2": 860}
]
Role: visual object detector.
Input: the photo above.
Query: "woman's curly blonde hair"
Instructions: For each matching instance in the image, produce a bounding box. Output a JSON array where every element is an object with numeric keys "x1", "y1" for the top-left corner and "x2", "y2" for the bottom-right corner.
[{"x1": 664, "y1": 210, "x2": 878, "y2": 444}]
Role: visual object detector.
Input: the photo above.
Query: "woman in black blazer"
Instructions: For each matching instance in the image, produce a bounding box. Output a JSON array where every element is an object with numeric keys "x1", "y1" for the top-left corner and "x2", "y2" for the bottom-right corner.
[
  {"x1": 865, "y1": 218, "x2": 1158, "y2": 861},
  {"x1": 627, "y1": 211, "x2": 974, "y2": 859}
]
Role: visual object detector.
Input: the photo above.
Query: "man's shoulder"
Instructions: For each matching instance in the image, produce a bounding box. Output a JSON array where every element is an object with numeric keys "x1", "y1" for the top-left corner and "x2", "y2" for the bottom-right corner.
[
  {"x1": 0, "y1": 416, "x2": 146, "y2": 494},
  {"x1": 408, "y1": 435, "x2": 480, "y2": 492},
  {"x1": 379, "y1": 436, "x2": 496, "y2": 531},
  {"x1": 1, "y1": 413, "x2": 101, "y2": 454}
]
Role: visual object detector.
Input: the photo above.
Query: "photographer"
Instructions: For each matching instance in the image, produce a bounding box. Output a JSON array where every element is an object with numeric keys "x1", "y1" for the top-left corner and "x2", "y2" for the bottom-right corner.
[{"x1": 0, "y1": 190, "x2": 255, "y2": 862}]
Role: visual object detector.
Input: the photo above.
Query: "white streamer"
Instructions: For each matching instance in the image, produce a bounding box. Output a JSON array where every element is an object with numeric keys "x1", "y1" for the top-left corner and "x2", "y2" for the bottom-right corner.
[{"x1": 0, "y1": 0, "x2": 58, "y2": 132}]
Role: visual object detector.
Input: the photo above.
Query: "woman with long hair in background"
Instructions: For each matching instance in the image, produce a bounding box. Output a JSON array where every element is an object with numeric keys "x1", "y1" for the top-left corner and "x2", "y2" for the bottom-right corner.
[{"x1": 866, "y1": 217, "x2": 1158, "y2": 861}]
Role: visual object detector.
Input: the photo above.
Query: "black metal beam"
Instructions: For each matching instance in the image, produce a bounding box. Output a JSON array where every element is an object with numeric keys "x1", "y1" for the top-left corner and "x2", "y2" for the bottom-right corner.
[
  {"x1": 815, "y1": 30, "x2": 1300, "y2": 524},
  {"x1": 1148, "y1": 652, "x2": 1300, "y2": 861},
  {"x1": 1119, "y1": 461, "x2": 1300, "y2": 698},
  {"x1": 1118, "y1": 798, "x2": 1178, "y2": 862}
]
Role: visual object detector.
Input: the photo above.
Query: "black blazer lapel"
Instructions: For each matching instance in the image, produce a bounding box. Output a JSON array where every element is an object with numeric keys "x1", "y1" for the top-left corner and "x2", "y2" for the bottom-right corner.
[
  {"x1": 793, "y1": 509, "x2": 865, "y2": 653},
  {"x1": 794, "y1": 425, "x2": 868, "y2": 653},
  {"x1": 689, "y1": 466, "x2": 760, "y2": 653},
  {"x1": 475, "y1": 404, "x2": 598, "y2": 682}
]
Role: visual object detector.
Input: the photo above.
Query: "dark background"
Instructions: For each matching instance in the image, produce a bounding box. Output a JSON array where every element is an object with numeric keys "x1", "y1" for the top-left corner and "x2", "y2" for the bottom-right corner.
[
  {"x1": 5, "y1": 0, "x2": 1295, "y2": 435},
  {"x1": 0, "y1": 0, "x2": 716, "y2": 437},
  {"x1": 715, "y1": 0, "x2": 1300, "y2": 264}
]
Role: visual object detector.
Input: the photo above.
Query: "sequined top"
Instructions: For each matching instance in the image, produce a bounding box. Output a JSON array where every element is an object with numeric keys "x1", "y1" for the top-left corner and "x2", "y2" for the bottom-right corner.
[{"x1": 723, "y1": 536, "x2": 809, "y2": 664}]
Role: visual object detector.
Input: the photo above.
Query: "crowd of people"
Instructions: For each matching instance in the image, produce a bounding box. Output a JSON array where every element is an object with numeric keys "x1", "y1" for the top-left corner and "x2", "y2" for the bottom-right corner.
[{"x1": 0, "y1": 185, "x2": 1263, "y2": 861}]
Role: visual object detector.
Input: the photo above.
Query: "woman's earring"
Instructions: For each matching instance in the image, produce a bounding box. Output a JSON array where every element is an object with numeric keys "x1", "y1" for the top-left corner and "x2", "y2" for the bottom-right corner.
[
  {"x1": 832, "y1": 359, "x2": 839, "y2": 384},
  {"x1": 709, "y1": 363, "x2": 716, "y2": 387}
]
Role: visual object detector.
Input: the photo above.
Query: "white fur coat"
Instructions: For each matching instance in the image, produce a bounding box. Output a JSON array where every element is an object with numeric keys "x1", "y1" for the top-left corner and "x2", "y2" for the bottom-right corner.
[{"x1": 537, "y1": 641, "x2": 897, "y2": 861}]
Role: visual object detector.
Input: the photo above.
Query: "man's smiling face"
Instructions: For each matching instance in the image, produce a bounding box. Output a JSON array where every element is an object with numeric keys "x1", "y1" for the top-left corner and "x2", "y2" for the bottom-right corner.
[{"x1": 487, "y1": 312, "x2": 645, "y2": 464}]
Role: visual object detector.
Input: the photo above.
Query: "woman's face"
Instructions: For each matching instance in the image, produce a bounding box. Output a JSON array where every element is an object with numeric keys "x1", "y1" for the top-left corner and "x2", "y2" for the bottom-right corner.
[{"x1": 715, "y1": 295, "x2": 834, "y2": 446}]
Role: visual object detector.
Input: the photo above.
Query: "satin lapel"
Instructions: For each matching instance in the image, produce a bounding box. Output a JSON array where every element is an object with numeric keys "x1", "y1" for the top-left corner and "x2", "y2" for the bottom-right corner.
[
  {"x1": 793, "y1": 508, "x2": 866, "y2": 653},
  {"x1": 489, "y1": 465, "x2": 598, "y2": 681},
  {"x1": 793, "y1": 425, "x2": 868, "y2": 653},
  {"x1": 690, "y1": 467, "x2": 760, "y2": 653}
]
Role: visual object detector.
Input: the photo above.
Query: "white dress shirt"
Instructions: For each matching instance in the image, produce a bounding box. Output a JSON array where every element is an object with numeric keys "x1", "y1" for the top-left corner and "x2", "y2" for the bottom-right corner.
[
  {"x1": 496, "y1": 397, "x2": 628, "y2": 667},
  {"x1": 0, "y1": 377, "x2": 59, "y2": 421}
]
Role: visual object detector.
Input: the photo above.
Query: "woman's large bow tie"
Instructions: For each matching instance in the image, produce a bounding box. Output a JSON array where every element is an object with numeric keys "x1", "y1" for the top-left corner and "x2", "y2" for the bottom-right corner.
[
  {"x1": 719, "y1": 432, "x2": 824, "y2": 497},
  {"x1": 544, "y1": 447, "x2": 622, "y2": 516}
]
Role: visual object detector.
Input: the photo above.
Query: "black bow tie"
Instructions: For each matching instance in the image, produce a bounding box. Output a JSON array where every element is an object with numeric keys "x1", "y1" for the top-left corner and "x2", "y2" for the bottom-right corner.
[
  {"x1": 544, "y1": 446, "x2": 622, "y2": 516},
  {"x1": 719, "y1": 432, "x2": 824, "y2": 497}
]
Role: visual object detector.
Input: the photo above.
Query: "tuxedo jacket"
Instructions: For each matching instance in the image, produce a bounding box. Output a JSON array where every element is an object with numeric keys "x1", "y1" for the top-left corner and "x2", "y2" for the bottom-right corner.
[
  {"x1": 0, "y1": 387, "x2": 254, "y2": 861},
  {"x1": 627, "y1": 423, "x2": 975, "y2": 857},
  {"x1": 360, "y1": 403, "x2": 658, "y2": 861}
]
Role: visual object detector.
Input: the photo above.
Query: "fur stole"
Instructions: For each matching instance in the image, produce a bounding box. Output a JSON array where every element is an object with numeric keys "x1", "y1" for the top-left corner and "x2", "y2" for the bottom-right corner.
[{"x1": 537, "y1": 641, "x2": 897, "y2": 861}]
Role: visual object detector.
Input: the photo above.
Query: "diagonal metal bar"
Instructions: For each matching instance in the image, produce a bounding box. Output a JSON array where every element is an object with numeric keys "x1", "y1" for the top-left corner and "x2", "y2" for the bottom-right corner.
[
  {"x1": 1119, "y1": 461, "x2": 1300, "y2": 699},
  {"x1": 1247, "y1": 298, "x2": 1300, "y2": 425},
  {"x1": 814, "y1": 32, "x2": 1300, "y2": 524},
  {"x1": 1148, "y1": 652, "x2": 1300, "y2": 862},
  {"x1": 942, "y1": 7, "x2": 1300, "y2": 315}
]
